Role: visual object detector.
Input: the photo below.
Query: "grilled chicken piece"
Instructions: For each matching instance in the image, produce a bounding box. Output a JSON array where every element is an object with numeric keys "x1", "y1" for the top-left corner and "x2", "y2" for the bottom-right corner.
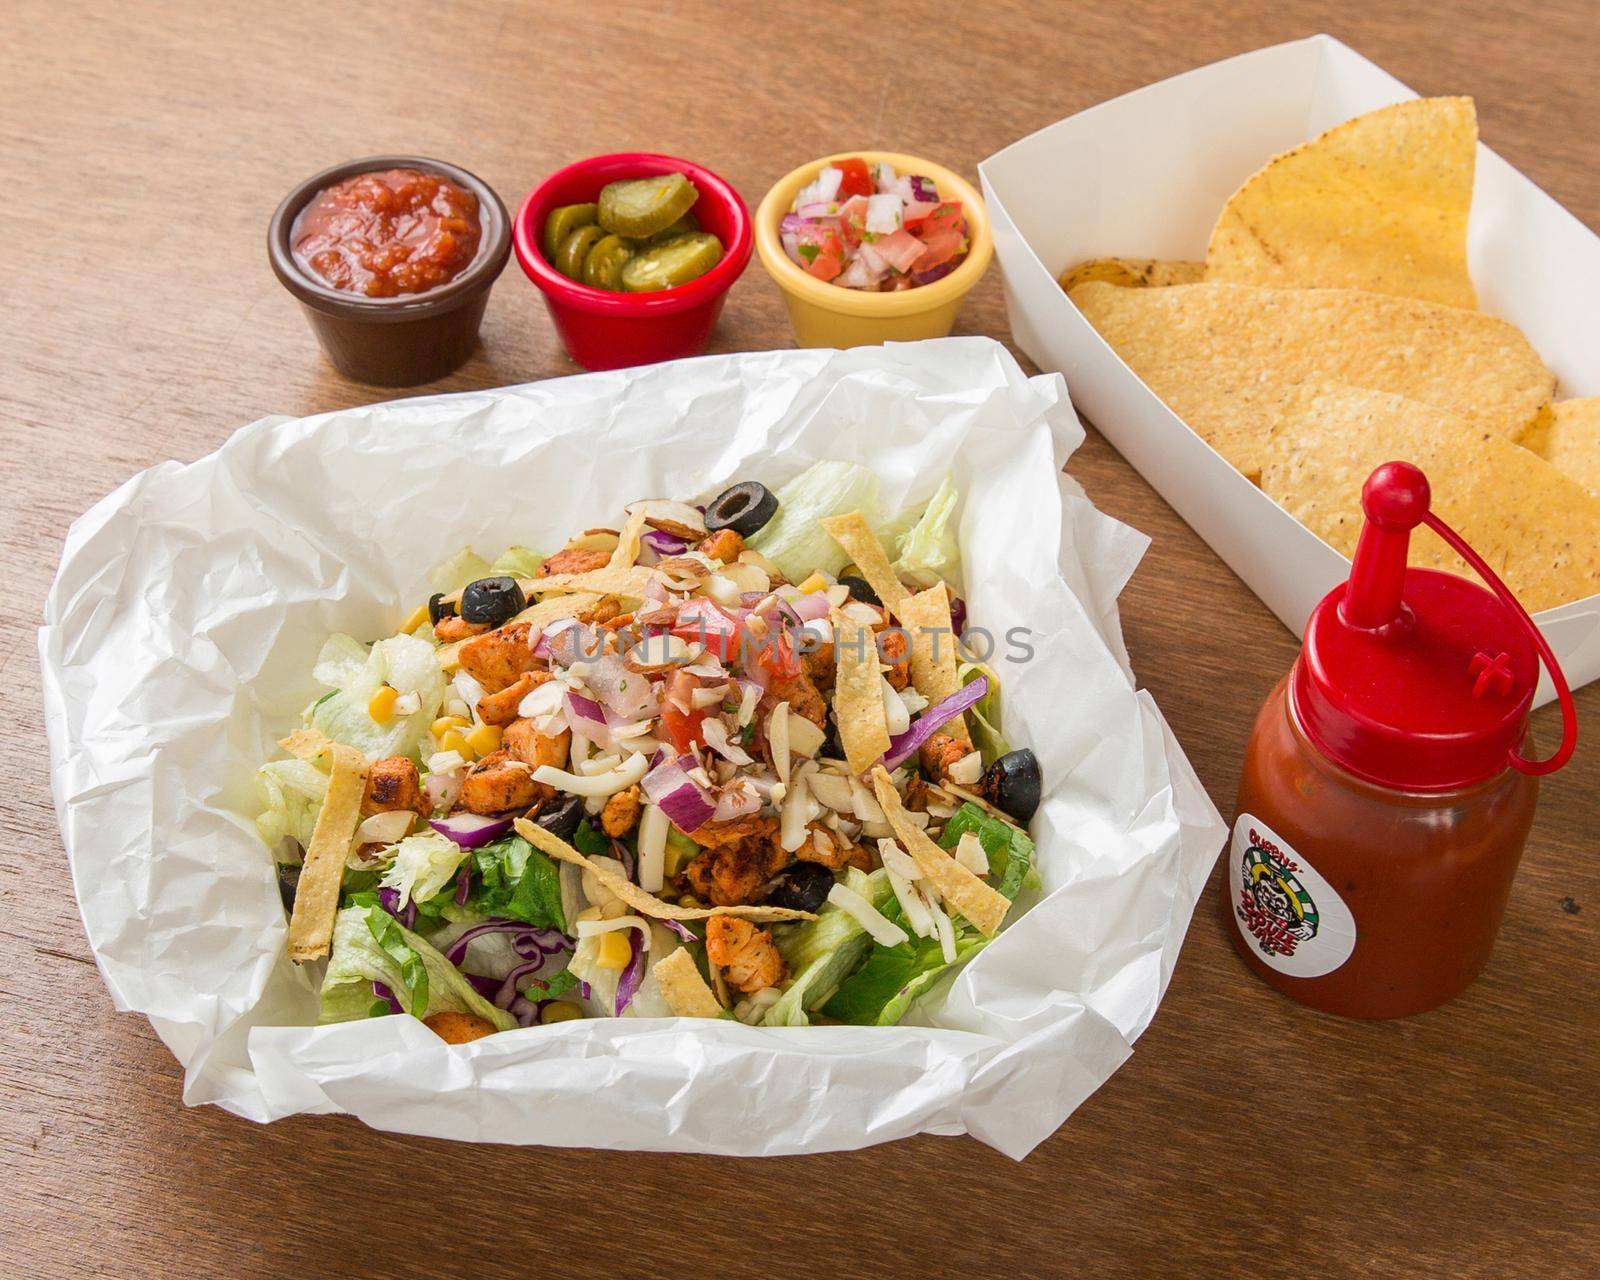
[
  {"x1": 761, "y1": 669, "x2": 825, "y2": 732},
  {"x1": 697, "y1": 528, "x2": 744, "y2": 563},
  {"x1": 919, "y1": 732, "x2": 969, "y2": 783},
  {"x1": 458, "y1": 621, "x2": 538, "y2": 693},
  {"x1": 476, "y1": 669, "x2": 552, "y2": 726},
  {"x1": 434, "y1": 616, "x2": 490, "y2": 643},
  {"x1": 537, "y1": 547, "x2": 612, "y2": 578},
  {"x1": 705, "y1": 916, "x2": 787, "y2": 994},
  {"x1": 423, "y1": 1012, "x2": 497, "y2": 1043},
  {"x1": 457, "y1": 751, "x2": 544, "y2": 815},
  {"x1": 361, "y1": 756, "x2": 429, "y2": 817},
  {"x1": 600, "y1": 784, "x2": 643, "y2": 837},
  {"x1": 503, "y1": 717, "x2": 570, "y2": 771},
  {"x1": 878, "y1": 626, "x2": 911, "y2": 690},
  {"x1": 795, "y1": 826, "x2": 870, "y2": 871},
  {"x1": 684, "y1": 817, "x2": 787, "y2": 906}
]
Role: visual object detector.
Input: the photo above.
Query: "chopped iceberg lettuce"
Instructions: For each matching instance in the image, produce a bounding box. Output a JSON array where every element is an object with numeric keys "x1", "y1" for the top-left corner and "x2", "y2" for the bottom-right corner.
[
  {"x1": 306, "y1": 631, "x2": 446, "y2": 760},
  {"x1": 428, "y1": 547, "x2": 493, "y2": 594},
  {"x1": 746, "y1": 461, "x2": 882, "y2": 581},
  {"x1": 319, "y1": 898, "x2": 516, "y2": 1031},
  {"x1": 959, "y1": 661, "x2": 1011, "y2": 764},
  {"x1": 379, "y1": 831, "x2": 470, "y2": 909},
  {"x1": 891, "y1": 474, "x2": 961, "y2": 591},
  {"x1": 254, "y1": 756, "x2": 329, "y2": 853},
  {"x1": 490, "y1": 544, "x2": 545, "y2": 578},
  {"x1": 312, "y1": 633, "x2": 372, "y2": 690},
  {"x1": 762, "y1": 867, "x2": 891, "y2": 1026}
]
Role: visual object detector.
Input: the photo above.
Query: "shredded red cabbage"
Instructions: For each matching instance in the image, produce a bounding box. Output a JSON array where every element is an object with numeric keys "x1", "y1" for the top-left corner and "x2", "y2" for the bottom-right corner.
[
  {"x1": 881, "y1": 673, "x2": 989, "y2": 771},
  {"x1": 641, "y1": 528, "x2": 689, "y2": 557},
  {"x1": 376, "y1": 888, "x2": 416, "y2": 930},
  {"x1": 614, "y1": 929, "x2": 647, "y2": 1014},
  {"x1": 444, "y1": 920, "x2": 571, "y2": 967},
  {"x1": 372, "y1": 980, "x2": 403, "y2": 1014}
]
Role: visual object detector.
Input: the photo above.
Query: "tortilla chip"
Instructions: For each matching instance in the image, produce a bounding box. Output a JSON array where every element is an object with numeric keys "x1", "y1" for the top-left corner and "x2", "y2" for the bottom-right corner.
[
  {"x1": 870, "y1": 767, "x2": 1009, "y2": 937},
  {"x1": 610, "y1": 506, "x2": 648, "y2": 569},
  {"x1": 1526, "y1": 398, "x2": 1600, "y2": 498},
  {"x1": 831, "y1": 607, "x2": 891, "y2": 775},
  {"x1": 513, "y1": 819, "x2": 816, "y2": 922},
  {"x1": 820, "y1": 512, "x2": 911, "y2": 618},
  {"x1": 1069, "y1": 281, "x2": 1553, "y2": 444},
  {"x1": 652, "y1": 947, "x2": 725, "y2": 1018},
  {"x1": 526, "y1": 564, "x2": 656, "y2": 600},
  {"x1": 1206, "y1": 98, "x2": 1478, "y2": 308},
  {"x1": 280, "y1": 730, "x2": 368, "y2": 962},
  {"x1": 1058, "y1": 257, "x2": 1204, "y2": 293},
  {"x1": 1260, "y1": 385, "x2": 1600, "y2": 611},
  {"x1": 900, "y1": 584, "x2": 968, "y2": 744}
]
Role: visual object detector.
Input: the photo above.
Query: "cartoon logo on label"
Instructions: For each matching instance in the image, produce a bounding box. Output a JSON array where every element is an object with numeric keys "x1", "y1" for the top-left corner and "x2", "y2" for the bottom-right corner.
[
  {"x1": 1236, "y1": 832, "x2": 1318, "y2": 958},
  {"x1": 1228, "y1": 813, "x2": 1356, "y2": 979}
]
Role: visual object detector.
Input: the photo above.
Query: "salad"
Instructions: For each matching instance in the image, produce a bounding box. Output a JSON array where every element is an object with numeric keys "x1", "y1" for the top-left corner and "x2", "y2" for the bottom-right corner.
[
  {"x1": 258, "y1": 461, "x2": 1040, "y2": 1041},
  {"x1": 779, "y1": 158, "x2": 971, "y2": 290}
]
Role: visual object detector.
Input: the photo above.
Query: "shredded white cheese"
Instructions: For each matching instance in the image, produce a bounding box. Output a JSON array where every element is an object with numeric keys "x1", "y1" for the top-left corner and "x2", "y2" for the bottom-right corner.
[{"x1": 827, "y1": 882, "x2": 909, "y2": 948}]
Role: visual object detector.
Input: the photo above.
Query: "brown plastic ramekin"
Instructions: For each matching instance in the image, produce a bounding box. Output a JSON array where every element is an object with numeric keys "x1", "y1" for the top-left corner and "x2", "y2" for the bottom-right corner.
[{"x1": 268, "y1": 155, "x2": 511, "y2": 386}]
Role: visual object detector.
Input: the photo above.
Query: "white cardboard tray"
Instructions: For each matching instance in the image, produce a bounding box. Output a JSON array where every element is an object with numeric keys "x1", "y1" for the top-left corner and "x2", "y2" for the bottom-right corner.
[{"x1": 980, "y1": 34, "x2": 1600, "y2": 702}]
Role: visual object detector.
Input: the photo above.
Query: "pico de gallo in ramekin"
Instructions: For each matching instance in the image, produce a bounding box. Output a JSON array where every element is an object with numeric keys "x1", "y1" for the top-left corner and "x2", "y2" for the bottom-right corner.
[{"x1": 779, "y1": 158, "x2": 971, "y2": 290}]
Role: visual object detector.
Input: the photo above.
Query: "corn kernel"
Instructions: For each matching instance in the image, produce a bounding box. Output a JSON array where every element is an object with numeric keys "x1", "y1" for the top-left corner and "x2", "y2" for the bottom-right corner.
[
  {"x1": 464, "y1": 723, "x2": 502, "y2": 757},
  {"x1": 439, "y1": 729, "x2": 471, "y2": 758},
  {"x1": 540, "y1": 1001, "x2": 584, "y2": 1024},
  {"x1": 797, "y1": 572, "x2": 829, "y2": 594},
  {"x1": 367, "y1": 685, "x2": 399, "y2": 724},
  {"x1": 594, "y1": 930, "x2": 633, "y2": 970},
  {"x1": 432, "y1": 715, "x2": 469, "y2": 740},
  {"x1": 400, "y1": 602, "x2": 431, "y2": 634}
]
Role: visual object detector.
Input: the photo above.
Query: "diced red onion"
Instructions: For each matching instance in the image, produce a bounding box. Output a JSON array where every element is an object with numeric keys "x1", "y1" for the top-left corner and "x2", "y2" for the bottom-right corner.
[
  {"x1": 641, "y1": 528, "x2": 689, "y2": 557},
  {"x1": 712, "y1": 779, "x2": 762, "y2": 823},
  {"x1": 584, "y1": 652, "x2": 656, "y2": 719},
  {"x1": 565, "y1": 691, "x2": 615, "y2": 749},
  {"x1": 428, "y1": 813, "x2": 514, "y2": 849},
  {"x1": 882, "y1": 673, "x2": 990, "y2": 771},
  {"x1": 453, "y1": 866, "x2": 471, "y2": 907},
  {"x1": 423, "y1": 769, "x2": 464, "y2": 812},
  {"x1": 797, "y1": 201, "x2": 840, "y2": 220},
  {"x1": 865, "y1": 193, "x2": 902, "y2": 234},
  {"x1": 787, "y1": 591, "x2": 831, "y2": 622},
  {"x1": 908, "y1": 174, "x2": 941, "y2": 203},
  {"x1": 614, "y1": 930, "x2": 647, "y2": 1014},
  {"x1": 641, "y1": 754, "x2": 718, "y2": 832}
]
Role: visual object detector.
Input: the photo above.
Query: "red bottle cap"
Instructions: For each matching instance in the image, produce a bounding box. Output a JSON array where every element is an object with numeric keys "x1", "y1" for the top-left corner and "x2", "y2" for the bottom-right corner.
[{"x1": 1293, "y1": 461, "x2": 1578, "y2": 791}]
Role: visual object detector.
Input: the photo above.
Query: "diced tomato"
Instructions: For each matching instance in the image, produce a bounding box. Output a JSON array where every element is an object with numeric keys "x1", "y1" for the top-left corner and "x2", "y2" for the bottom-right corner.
[
  {"x1": 749, "y1": 624, "x2": 801, "y2": 682},
  {"x1": 794, "y1": 221, "x2": 846, "y2": 281},
  {"x1": 835, "y1": 195, "x2": 870, "y2": 248},
  {"x1": 914, "y1": 203, "x2": 966, "y2": 238},
  {"x1": 908, "y1": 226, "x2": 967, "y2": 271},
  {"x1": 660, "y1": 669, "x2": 708, "y2": 754},
  {"x1": 901, "y1": 199, "x2": 944, "y2": 226},
  {"x1": 871, "y1": 228, "x2": 928, "y2": 273},
  {"x1": 673, "y1": 599, "x2": 743, "y2": 661},
  {"x1": 835, "y1": 158, "x2": 873, "y2": 199}
]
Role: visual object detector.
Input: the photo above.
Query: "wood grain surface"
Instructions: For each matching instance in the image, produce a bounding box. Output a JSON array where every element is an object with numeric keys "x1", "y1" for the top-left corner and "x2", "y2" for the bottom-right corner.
[{"x1": 4, "y1": 2, "x2": 1596, "y2": 1276}]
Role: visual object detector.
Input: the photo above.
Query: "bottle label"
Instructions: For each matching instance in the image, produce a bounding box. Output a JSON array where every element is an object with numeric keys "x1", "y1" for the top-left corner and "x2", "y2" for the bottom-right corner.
[{"x1": 1229, "y1": 814, "x2": 1357, "y2": 979}]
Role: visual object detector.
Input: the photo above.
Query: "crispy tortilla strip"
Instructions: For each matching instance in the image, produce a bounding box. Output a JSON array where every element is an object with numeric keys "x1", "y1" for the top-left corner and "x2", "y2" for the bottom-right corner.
[
  {"x1": 652, "y1": 947, "x2": 725, "y2": 1018},
  {"x1": 1069, "y1": 281, "x2": 1553, "y2": 445},
  {"x1": 870, "y1": 766, "x2": 1009, "y2": 937},
  {"x1": 513, "y1": 819, "x2": 816, "y2": 922},
  {"x1": 1526, "y1": 398, "x2": 1600, "y2": 499},
  {"x1": 280, "y1": 730, "x2": 369, "y2": 962},
  {"x1": 610, "y1": 506, "x2": 648, "y2": 570},
  {"x1": 1260, "y1": 385, "x2": 1600, "y2": 612},
  {"x1": 1058, "y1": 257, "x2": 1203, "y2": 293},
  {"x1": 527, "y1": 564, "x2": 656, "y2": 600},
  {"x1": 1206, "y1": 98, "x2": 1478, "y2": 309},
  {"x1": 831, "y1": 606, "x2": 891, "y2": 775},
  {"x1": 900, "y1": 583, "x2": 969, "y2": 744},
  {"x1": 820, "y1": 512, "x2": 911, "y2": 618}
]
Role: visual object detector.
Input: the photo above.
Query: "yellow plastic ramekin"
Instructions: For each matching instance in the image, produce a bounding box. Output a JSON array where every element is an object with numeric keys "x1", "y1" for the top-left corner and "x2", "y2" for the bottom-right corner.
[{"x1": 755, "y1": 151, "x2": 993, "y2": 348}]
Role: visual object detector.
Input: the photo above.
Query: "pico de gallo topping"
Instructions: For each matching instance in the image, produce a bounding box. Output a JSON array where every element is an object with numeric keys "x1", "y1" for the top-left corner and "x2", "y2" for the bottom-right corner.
[{"x1": 779, "y1": 159, "x2": 971, "y2": 290}]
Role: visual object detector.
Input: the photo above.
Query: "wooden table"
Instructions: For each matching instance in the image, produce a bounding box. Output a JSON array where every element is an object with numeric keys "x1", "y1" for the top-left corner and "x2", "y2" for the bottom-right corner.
[{"x1": 4, "y1": 2, "x2": 1596, "y2": 1275}]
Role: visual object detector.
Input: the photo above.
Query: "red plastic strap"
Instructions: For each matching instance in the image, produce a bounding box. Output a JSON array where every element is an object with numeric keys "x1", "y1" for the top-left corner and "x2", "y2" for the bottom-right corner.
[{"x1": 1422, "y1": 512, "x2": 1578, "y2": 775}]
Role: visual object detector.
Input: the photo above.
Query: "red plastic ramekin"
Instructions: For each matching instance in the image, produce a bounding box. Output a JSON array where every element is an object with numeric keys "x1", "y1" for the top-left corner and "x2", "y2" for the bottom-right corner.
[{"x1": 514, "y1": 153, "x2": 753, "y2": 370}]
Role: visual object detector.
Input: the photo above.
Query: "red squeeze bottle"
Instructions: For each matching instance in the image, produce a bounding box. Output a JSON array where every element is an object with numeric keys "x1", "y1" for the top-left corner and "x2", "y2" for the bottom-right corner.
[{"x1": 1227, "y1": 462, "x2": 1578, "y2": 1018}]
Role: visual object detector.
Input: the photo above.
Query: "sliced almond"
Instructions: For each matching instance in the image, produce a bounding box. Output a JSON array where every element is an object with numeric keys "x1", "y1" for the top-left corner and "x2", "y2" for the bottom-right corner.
[
  {"x1": 624, "y1": 498, "x2": 707, "y2": 540},
  {"x1": 624, "y1": 631, "x2": 699, "y2": 673}
]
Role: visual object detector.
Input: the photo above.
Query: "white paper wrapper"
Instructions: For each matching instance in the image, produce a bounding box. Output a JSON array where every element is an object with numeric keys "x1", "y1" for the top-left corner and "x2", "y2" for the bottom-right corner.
[{"x1": 41, "y1": 337, "x2": 1223, "y2": 1159}]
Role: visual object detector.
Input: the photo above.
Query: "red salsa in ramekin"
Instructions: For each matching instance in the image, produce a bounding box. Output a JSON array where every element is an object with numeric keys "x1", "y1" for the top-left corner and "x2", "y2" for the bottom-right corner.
[{"x1": 292, "y1": 168, "x2": 483, "y2": 298}]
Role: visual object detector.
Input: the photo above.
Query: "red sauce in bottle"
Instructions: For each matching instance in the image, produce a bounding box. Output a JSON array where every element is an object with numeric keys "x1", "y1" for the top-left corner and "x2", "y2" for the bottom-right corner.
[
  {"x1": 1225, "y1": 463, "x2": 1577, "y2": 1019},
  {"x1": 293, "y1": 168, "x2": 481, "y2": 298}
]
